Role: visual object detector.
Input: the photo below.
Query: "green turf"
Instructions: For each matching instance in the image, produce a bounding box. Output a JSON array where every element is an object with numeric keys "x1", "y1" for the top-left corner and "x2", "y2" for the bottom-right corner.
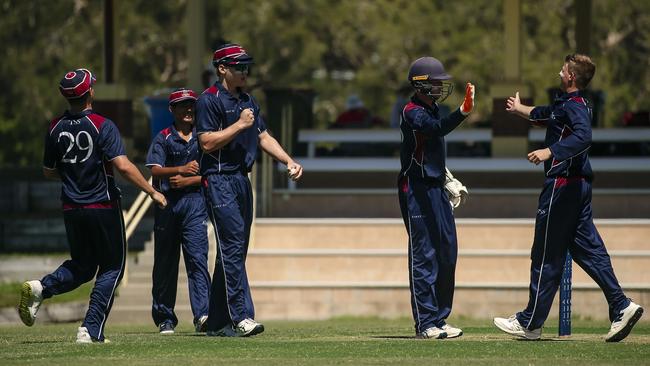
[
  {"x1": 0, "y1": 318, "x2": 648, "y2": 365},
  {"x1": 0, "y1": 282, "x2": 93, "y2": 308}
]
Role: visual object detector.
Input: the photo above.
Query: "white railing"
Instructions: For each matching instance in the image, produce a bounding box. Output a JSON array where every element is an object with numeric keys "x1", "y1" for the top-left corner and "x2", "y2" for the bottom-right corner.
[{"x1": 298, "y1": 128, "x2": 650, "y2": 158}]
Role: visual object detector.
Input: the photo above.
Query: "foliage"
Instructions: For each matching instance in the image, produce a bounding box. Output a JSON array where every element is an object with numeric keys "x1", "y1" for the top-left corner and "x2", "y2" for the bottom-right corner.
[
  {"x1": 521, "y1": 0, "x2": 650, "y2": 126},
  {"x1": 0, "y1": 0, "x2": 648, "y2": 166}
]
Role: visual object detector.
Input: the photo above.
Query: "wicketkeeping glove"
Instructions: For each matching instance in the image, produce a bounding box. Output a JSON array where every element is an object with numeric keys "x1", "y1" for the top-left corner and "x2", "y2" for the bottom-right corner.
[
  {"x1": 444, "y1": 167, "x2": 469, "y2": 209},
  {"x1": 460, "y1": 82, "x2": 475, "y2": 115}
]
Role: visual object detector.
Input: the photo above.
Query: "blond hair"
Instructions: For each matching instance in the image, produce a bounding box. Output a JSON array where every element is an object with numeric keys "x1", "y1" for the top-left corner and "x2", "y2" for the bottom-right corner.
[{"x1": 565, "y1": 54, "x2": 596, "y2": 89}]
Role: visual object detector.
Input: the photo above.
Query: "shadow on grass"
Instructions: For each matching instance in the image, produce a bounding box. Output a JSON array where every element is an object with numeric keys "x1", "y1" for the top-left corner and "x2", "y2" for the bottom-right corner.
[
  {"x1": 20, "y1": 340, "x2": 63, "y2": 344},
  {"x1": 177, "y1": 333, "x2": 210, "y2": 338}
]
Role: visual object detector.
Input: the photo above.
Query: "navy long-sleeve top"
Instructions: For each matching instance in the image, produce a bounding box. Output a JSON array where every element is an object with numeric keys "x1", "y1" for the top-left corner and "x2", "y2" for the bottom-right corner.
[
  {"x1": 399, "y1": 96, "x2": 466, "y2": 185},
  {"x1": 529, "y1": 90, "x2": 593, "y2": 179}
]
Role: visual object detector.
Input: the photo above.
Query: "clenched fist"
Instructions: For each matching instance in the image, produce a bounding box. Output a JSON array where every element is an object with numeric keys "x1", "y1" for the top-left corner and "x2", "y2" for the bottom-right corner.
[
  {"x1": 287, "y1": 161, "x2": 303, "y2": 181},
  {"x1": 238, "y1": 108, "x2": 255, "y2": 129}
]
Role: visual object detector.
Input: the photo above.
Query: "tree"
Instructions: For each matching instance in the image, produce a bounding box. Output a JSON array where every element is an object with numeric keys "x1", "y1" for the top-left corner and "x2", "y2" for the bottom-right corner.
[{"x1": 0, "y1": 0, "x2": 648, "y2": 166}]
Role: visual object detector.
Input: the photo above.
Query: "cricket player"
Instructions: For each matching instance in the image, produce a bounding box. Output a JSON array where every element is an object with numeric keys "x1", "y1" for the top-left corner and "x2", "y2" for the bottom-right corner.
[
  {"x1": 146, "y1": 88, "x2": 211, "y2": 334},
  {"x1": 398, "y1": 57, "x2": 475, "y2": 339},
  {"x1": 18, "y1": 68, "x2": 167, "y2": 343},
  {"x1": 494, "y1": 54, "x2": 644, "y2": 342},
  {"x1": 196, "y1": 43, "x2": 303, "y2": 337}
]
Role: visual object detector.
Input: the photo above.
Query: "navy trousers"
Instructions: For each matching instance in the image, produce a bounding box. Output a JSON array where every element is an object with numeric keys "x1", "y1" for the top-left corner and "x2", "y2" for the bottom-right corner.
[
  {"x1": 516, "y1": 177, "x2": 630, "y2": 330},
  {"x1": 40, "y1": 203, "x2": 125, "y2": 342},
  {"x1": 398, "y1": 176, "x2": 458, "y2": 333},
  {"x1": 151, "y1": 193, "x2": 210, "y2": 326},
  {"x1": 202, "y1": 173, "x2": 255, "y2": 331}
]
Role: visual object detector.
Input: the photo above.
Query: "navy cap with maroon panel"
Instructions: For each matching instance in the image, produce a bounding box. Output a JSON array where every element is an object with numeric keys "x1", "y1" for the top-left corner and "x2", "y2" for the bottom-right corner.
[
  {"x1": 59, "y1": 68, "x2": 96, "y2": 99},
  {"x1": 212, "y1": 43, "x2": 254, "y2": 66},
  {"x1": 169, "y1": 88, "x2": 198, "y2": 106}
]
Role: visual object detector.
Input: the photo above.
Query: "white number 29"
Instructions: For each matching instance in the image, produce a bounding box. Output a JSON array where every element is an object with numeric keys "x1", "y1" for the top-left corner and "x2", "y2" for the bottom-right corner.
[{"x1": 58, "y1": 131, "x2": 94, "y2": 163}]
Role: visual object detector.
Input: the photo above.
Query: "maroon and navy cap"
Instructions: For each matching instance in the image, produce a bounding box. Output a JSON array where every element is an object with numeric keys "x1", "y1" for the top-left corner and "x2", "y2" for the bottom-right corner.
[
  {"x1": 59, "y1": 68, "x2": 96, "y2": 99},
  {"x1": 168, "y1": 88, "x2": 198, "y2": 106},
  {"x1": 212, "y1": 43, "x2": 254, "y2": 66}
]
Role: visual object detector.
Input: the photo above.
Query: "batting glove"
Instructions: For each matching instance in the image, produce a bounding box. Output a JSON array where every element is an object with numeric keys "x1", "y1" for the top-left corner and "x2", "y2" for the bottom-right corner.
[
  {"x1": 460, "y1": 82, "x2": 475, "y2": 115},
  {"x1": 444, "y1": 168, "x2": 469, "y2": 209}
]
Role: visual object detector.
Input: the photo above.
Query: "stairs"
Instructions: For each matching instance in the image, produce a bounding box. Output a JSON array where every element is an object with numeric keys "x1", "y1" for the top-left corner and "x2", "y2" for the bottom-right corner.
[{"x1": 110, "y1": 218, "x2": 650, "y2": 325}]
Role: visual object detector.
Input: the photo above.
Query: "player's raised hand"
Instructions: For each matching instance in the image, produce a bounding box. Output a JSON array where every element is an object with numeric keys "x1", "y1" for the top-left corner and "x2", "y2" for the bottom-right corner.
[
  {"x1": 460, "y1": 82, "x2": 475, "y2": 115},
  {"x1": 506, "y1": 92, "x2": 521, "y2": 113},
  {"x1": 287, "y1": 161, "x2": 303, "y2": 181},
  {"x1": 150, "y1": 191, "x2": 167, "y2": 208},
  {"x1": 238, "y1": 108, "x2": 255, "y2": 129},
  {"x1": 179, "y1": 160, "x2": 199, "y2": 176}
]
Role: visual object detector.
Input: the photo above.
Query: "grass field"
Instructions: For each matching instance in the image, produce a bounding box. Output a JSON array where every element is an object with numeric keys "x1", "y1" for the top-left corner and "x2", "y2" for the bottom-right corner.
[{"x1": 1, "y1": 318, "x2": 648, "y2": 365}]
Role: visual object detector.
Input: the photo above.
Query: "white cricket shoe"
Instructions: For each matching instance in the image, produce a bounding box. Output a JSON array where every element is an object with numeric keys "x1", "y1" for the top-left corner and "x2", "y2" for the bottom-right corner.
[
  {"x1": 605, "y1": 301, "x2": 644, "y2": 342},
  {"x1": 76, "y1": 327, "x2": 110, "y2": 344},
  {"x1": 493, "y1": 315, "x2": 541, "y2": 340},
  {"x1": 18, "y1": 280, "x2": 43, "y2": 327},
  {"x1": 235, "y1": 318, "x2": 265, "y2": 337},
  {"x1": 441, "y1": 324, "x2": 463, "y2": 338},
  {"x1": 416, "y1": 326, "x2": 447, "y2": 339},
  {"x1": 76, "y1": 327, "x2": 93, "y2": 344}
]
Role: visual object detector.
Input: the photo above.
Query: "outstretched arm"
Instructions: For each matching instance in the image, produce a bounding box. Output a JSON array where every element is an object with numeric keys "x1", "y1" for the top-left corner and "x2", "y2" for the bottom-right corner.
[
  {"x1": 506, "y1": 92, "x2": 535, "y2": 119},
  {"x1": 112, "y1": 156, "x2": 167, "y2": 208},
  {"x1": 258, "y1": 131, "x2": 303, "y2": 180}
]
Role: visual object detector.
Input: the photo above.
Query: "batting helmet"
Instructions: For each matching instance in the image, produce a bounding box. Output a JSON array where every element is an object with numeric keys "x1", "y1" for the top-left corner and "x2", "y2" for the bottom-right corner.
[{"x1": 407, "y1": 57, "x2": 453, "y2": 102}]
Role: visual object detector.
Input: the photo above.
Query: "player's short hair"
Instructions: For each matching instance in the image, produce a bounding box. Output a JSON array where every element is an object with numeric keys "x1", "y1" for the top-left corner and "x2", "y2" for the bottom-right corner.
[
  {"x1": 565, "y1": 54, "x2": 595, "y2": 89},
  {"x1": 67, "y1": 90, "x2": 92, "y2": 108}
]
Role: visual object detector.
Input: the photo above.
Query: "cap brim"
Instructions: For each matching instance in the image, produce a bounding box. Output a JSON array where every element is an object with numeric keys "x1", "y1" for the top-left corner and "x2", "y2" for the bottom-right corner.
[
  {"x1": 229, "y1": 55, "x2": 254, "y2": 65},
  {"x1": 169, "y1": 96, "x2": 197, "y2": 105}
]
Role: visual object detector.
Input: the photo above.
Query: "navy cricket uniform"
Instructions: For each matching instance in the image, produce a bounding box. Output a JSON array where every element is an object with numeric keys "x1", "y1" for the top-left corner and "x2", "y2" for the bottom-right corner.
[
  {"x1": 516, "y1": 91, "x2": 630, "y2": 330},
  {"x1": 398, "y1": 97, "x2": 467, "y2": 333},
  {"x1": 196, "y1": 82, "x2": 266, "y2": 330},
  {"x1": 146, "y1": 125, "x2": 210, "y2": 327},
  {"x1": 41, "y1": 109, "x2": 126, "y2": 342}
]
